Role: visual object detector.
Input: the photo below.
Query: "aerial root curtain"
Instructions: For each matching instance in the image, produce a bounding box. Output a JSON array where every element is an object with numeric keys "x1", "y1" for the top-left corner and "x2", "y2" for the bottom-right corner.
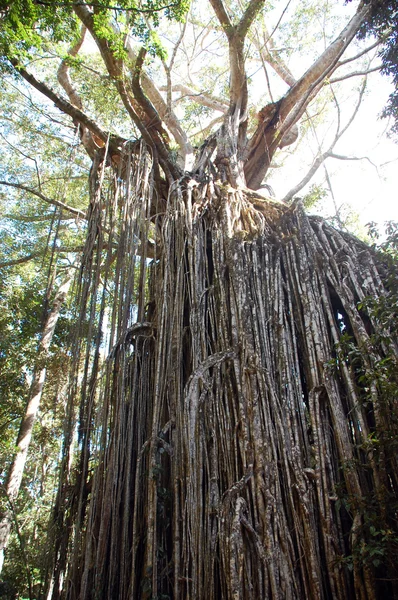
[{"x1": 48, "y1": 150, "x2": 397, "y2": 600}]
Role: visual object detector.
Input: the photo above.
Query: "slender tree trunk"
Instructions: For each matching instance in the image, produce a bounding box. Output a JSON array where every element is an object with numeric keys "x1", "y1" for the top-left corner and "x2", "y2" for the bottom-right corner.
[{"x1": 0, "y1": 272, "x2": 73, "y2": 574}]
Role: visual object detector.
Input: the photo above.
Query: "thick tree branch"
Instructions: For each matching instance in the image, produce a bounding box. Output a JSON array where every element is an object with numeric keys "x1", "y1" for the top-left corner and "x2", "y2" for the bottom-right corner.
[
  {"x1": 208, "y1": 0, "x2": 232, "y2": 33},
  {"x1": 255, "y1": 20, "x2": 296, "y2": 87},
  {"x1": 124, "y1": 38, "x2": 193, "y2": 166},
  {"x1": 132, "y1": 48, "x2": 170, "y2": 143},
  {"x1": 73, "y1": 0, "x2": 188, "y2": 165},
  {"x1": 279, "y1": 2, "x2": 370, "y2": 131},
  {"x1": 57, "y1": 28, "x2": 86, "y2": 111},
  {"x1": 13, "y1": 61, "x2": 124, "y2": 154},
  {"x1": 237, "y1": 0, "x2": 266, "y2": 38},
  {"x1": 208, "y1": 0, "x2": 266, "y2": 185}
]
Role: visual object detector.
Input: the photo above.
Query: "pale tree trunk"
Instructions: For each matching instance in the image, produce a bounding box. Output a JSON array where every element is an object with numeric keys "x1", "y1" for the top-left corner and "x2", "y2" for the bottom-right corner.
[{"x1": 0, "y1": 272, "x2": 73, "y2": 574}]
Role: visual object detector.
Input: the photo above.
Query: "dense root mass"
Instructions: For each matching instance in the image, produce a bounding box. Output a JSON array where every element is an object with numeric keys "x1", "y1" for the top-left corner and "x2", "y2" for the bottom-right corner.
[{"x1": 46, "y1": 150, "x2": 398, "y2": 600}]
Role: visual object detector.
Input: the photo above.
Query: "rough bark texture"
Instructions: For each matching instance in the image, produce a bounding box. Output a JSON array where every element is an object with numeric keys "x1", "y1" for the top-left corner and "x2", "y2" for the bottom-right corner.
[{"x1": 45, "y1": 146, "x2": 398, "y2": 600}]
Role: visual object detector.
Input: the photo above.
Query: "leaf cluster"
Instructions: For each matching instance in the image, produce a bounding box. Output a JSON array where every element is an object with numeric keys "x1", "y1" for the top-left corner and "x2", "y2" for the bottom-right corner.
[{"x1": 0, "y1": 0, "x2": 79, "y2": 69}]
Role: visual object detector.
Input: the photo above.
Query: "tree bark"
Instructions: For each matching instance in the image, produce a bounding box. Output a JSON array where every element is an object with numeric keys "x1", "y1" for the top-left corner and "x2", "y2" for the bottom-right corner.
[{"x1": 44, "y1": 151, "x2": 398, "y2": 599}]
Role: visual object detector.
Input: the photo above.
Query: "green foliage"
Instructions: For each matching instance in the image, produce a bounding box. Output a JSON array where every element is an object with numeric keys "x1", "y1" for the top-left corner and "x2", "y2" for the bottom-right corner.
[
  {"x1": 0, "y1": 0, "x2": 190, "y2": 68},
  {"x1": 0, "y1": 0, "x2": 79, "y2": 69},
  {"x1": 302, "y1": 183, "x2": 327, "y2": 210}
]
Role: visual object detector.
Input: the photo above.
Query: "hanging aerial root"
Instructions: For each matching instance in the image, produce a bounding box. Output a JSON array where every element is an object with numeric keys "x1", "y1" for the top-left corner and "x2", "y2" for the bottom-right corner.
[{"x1": 47, "y1": 169, "x2": 398, "y2": 600}]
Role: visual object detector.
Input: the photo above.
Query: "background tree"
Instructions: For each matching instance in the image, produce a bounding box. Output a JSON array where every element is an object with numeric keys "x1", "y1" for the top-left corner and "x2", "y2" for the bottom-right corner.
[{"x1": 0, "y1": 1, "x2": 397, "y2": 599}]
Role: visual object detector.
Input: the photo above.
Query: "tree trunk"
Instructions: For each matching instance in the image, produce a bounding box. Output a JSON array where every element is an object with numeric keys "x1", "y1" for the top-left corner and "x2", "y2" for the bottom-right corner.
[
  {"x1": 0, "y1": 273, "x2": 73, "y2": 574},
  {"x1": 44, "y1": 149, "x2": 398, "y2": 600}
]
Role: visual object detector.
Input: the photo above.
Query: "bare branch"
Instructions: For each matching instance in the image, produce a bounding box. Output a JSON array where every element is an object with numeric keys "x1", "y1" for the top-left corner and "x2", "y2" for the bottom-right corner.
[
  {"x1": 0, "y1": 181, "x2": 87, "y2": 219},
  {"x1": 329, "y1": 152, "x2": 380, "y2": 172},
  {"x1": 259, "y1": 34, "x2": 296, "y2": 87},
  {"x1": 329, "y1": 65, "x2": 382, "y2": 84},
  {"x1": 262, "y1": 0, "x2": 292, "y2": 46},
  {"x1": 334, "y1": 76, "x2": 367, "y2": 142},
  {"x1": 337, "y1": 38, "x2": 383, "y2": 67},
  {"x1": 161, "y1": 83, "x2": 228, "y2": 113},
  {"x1": 189, "y1": 114, "x2": 224, "y2": 139},
  {"x1": 0, "y1": 132, "x2": 42, "y2": 189}
]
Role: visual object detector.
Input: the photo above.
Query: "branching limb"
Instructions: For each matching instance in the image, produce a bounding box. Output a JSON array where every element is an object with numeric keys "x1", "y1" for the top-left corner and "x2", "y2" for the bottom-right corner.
[
  {"x1": 72, "y1": 3, "x2": 180, "y2": 181},
  {"x1": 208, "y1": 0, "x2": 266, "y2": 184},
  {"x1": 254, "y1": 20, "x2": 296, "y2": 87},
  {"x1": 190, "y1": 115, "x2": 224, "y2": 140},
  {"x1": 278, "y1": 3, "x2": 370, "y2": 133},
  {"x1": 124, "y1": 37, "x2": 193, "y2": 166}
]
